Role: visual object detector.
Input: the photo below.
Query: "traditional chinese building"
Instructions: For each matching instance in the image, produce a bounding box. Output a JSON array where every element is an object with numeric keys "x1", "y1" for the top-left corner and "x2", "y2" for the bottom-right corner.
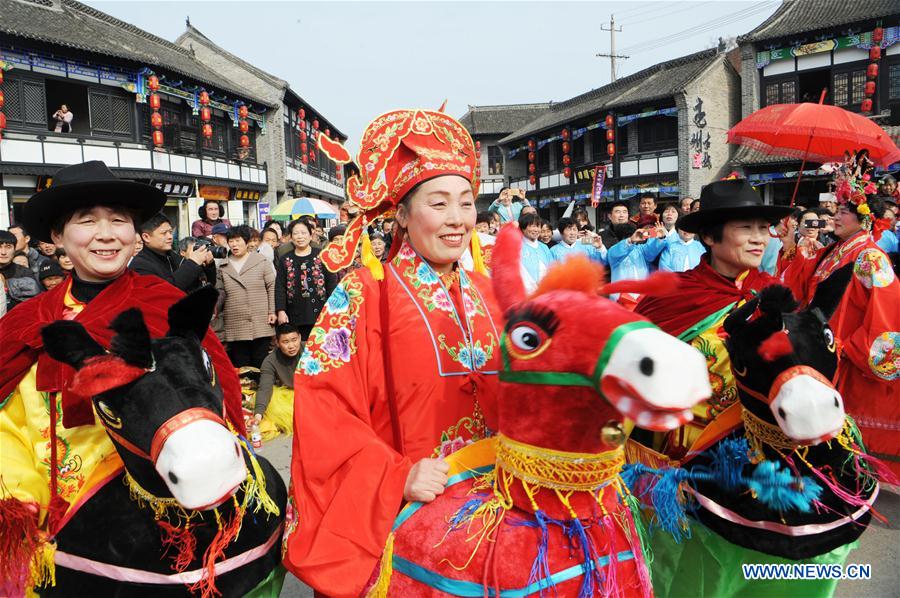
[
  {"x1": 734, "y1": 0, "x2": 899, "y2": 204},
  {"x1": 0, "y1": 0, "x2": 272, "y2": 233},
  {"x1": 176, "y1": 22, "x2": 347, "y2": 221},
  {"x1": 458, "y1": 103, "x2": 550, "y2": 208},
  {"x1": 496, "y1": 46, "x2": 741, "y2": 223}
]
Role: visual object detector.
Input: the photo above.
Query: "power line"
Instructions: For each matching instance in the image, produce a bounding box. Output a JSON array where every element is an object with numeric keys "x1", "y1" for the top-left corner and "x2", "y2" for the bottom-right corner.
[
  {"x1": 613, "y1": 1, "x2": 666, "y2": 19},
  {"x1": 619, "y1": 1, "x2": 715, "y2": 27},
  {"x1": 619, "y1": 1, "x2": 777, "y2": 54}
]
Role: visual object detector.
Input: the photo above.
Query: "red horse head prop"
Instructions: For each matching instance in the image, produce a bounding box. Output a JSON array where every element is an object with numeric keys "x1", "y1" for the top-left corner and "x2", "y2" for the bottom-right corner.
[{"x1": 491, "y1": 225, "x2": 711, "y2": 453}]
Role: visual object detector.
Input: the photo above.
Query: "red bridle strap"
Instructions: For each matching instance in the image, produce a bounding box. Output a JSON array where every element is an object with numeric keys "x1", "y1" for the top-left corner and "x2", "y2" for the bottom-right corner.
[
  {"x1": 736, "y1": 365, "x2": 836, "y2": 406},
  {"x1": 150, "y1": 408, "x2": 227, "y2": 463}
]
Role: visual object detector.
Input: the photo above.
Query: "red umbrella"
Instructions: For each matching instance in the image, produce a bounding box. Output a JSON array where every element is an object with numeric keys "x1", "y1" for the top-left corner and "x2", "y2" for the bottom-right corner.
[
  {"x1": 728, "y1": 91, "x2": 900, "y2": 205},
  {"x1": 728, "y1": 101, "x2": 900, "y2": 168}
]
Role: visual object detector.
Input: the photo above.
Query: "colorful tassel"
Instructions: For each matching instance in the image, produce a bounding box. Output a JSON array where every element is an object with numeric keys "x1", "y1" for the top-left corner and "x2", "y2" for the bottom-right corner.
[
  {"x1": 564, "y1": 517, "x2": 604, "y2": 598},
  {"x1": 746, "y1": 461, "x2": 821, "y2": 513},
  {"x1": 158, "y1": 520, "x2": 198, "y2": 573},
  {"x1": 622, "y1": 493, "x2": 653, "y2": 598},
  {"x1": 365, "y1": 532, "x2": 394, "y2": 598},
  {"x1": 0, "y1": 497, "x2": 55, "y2": 595},
  {"x1": 360, "y1": 231, "x2": 384, "y2": 281}
]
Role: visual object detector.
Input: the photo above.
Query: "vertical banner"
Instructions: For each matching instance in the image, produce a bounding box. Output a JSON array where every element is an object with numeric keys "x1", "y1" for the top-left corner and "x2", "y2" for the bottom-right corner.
[
  {"x1": 258, "y1": 201, "x2": 270, "y2": 225},
  {"x1": 590, "y1": 165, "x2": 608, "y2": 208}
]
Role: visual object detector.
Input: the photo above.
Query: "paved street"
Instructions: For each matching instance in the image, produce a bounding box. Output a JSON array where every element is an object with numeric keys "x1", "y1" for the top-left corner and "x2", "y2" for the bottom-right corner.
[{"x1": 259, "y1": 434, "x2": 899, "y2": 598}]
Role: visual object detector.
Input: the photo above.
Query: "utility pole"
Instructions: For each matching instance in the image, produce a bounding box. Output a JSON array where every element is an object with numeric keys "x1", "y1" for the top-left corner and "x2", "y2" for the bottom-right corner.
[{"x1": 596, "y1": 14, "x2": 629, "y2": 82}]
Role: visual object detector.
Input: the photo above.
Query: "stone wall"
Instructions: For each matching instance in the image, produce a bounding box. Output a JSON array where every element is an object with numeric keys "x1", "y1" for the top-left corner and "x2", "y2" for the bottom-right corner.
[{"x1": 680, "y1": 55, "x2": 742, "y2": 198}]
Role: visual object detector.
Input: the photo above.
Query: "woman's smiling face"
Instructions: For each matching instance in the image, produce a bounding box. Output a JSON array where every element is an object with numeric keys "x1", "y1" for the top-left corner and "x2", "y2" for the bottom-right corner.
[
  {"x1": 396, "y1": 175, "x2": 476, "y2": 274},
  {"x1": 50, "y1": 206, "x2": 135, "y2": 282}
]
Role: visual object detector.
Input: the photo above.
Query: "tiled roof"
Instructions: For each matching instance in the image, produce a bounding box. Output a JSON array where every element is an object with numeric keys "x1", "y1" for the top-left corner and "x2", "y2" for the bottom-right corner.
[
  {"x1": 739, "y1": 0, "x2": 899, "y2": 44},
  {"x1": 458, "y1": 103, "x2": 551, "y2": 136},
  {"x1": 1, "y1": 0, "x2": 270, "y2": 106},
  {"x1": 499, "y1": 48, "x2": 721, "y2": 144}
]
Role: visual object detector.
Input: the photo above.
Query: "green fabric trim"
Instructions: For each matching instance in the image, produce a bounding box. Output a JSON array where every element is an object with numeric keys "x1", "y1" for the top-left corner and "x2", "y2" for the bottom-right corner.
[
  {"x1": 498, "y1": 370, "x2": 594, "y2": 387},
  {"x1": 593, "y1": 321, "x2": 658, "y2": 386},
  {"x1": 677, "y1": 302, "x2": 737, "y2": 343},
  {"x1": 243, "y1": 565, "x2": 287, "y2": 598},
  {"x1": 0, "y1": 391, "x2": 14, "y2": 411}
]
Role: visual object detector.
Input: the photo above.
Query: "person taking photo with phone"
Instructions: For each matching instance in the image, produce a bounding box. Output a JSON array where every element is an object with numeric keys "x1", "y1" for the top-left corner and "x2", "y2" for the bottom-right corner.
[{"x1": 488, "y1": 188, "x2": 530, "y2": 224}]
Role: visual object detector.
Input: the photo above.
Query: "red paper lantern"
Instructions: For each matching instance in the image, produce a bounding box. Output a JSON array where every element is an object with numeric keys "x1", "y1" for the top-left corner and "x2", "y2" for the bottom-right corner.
[
  {"x1": 238, "y1": 105, "x2": 249, "y2": 119},
  {"x1": 150, "y1": 112, "x2": 163, "y2": 129},
  {"x1": 200, "y1": 107, "x2": 211, "y2": 122},
  {"x1": 475, "y1": 140, "x2": 481, "y2": 150},
  {"x1": 152, "y1": 130, "x2": 164, "y2": 146},
  {"x1": 0, "y1": 112, "x2": 6, "y2": 131},
  {"x1": 873, "y1": 27, "x2": 884, "y2": 43},
  {"x1": 300, "y1": 131, "x2": 307, "y2": 142},
  {"x1": 325, "y1": 128, "x2": 331, "y2": 138},
  {"x1": 562, "y1": 155, "x2": 572, "y2": 166},
  {"x1": 239, "y1": 134, "x2": 250, "y2": 148},
  {"x1": 312, "y1": 119, "x2": 319, "y2": 130},
  {"x1": 199, "y1": 91, "x2": 210, "y2": 106},
  {"x1": 869, "y1": 46, "x2": 881, "y2": 61},
  {"x1": 239, "y1": 120, "x2": 249, "y2": 133},
  {"x1": 147, "y1": 75, "x2": 159, "y2": 91},
  {"x1": 528, "y1": 151, "x2": 536, "y2": 162},
  {"x1": 300, "y1": 142, "x2": 308, "y2": 153},
  {"x1": 867, "y1": 64, "x2": 879, "y2": 79},
  {"x1": 148, "y1": 93, "x2": 161, "y2": 110},
  {"x1": 309, "y1": 151, "x2": 316, "y2": 161},
  {"x1": 528, "y1": 163, "x2": 536, "y2": 174},
  {"x1": 865, "y1": 81, "x2": 876, "y2": 97},
  {"x1": 861, "y1": 98, "x2": 873, "y2": 112},
  {"x1": 562, "y1": 141, "x2": 571, "y2": 154},
  {"x1": 298, "y1": 108, "x2": 306, "y2": 120},
  {"x1": 0, "y1": 69, "x2": 4, "y2": 85},
  {"x1": 529, "y1": 175, "x2": 537, "y2": 186},
  {"x1": 605, "y1": 114, "x2": 614, "y2": 129},
  {"x1": 561, "y1": 128, "x2": 570, "y2": 141},
  {"x1": 301, "y1": 154, "x2": 308, "y2": 165},
  {"x1": 527, "y1": 139, "x2": 536, "y2": 150},
  {"x1": 607, "y1": 143, "x2": 616, "y2": 157},
  {"x1": 563, "y1": 167, "x2": 572, "y2": 179},
  {"x1": 0, "y1": 90, "x2": 4, "y2": 108},
  {"x1": 606, "y1": 129, "x2": 615, "y2": 142},
  {"x1": 202, "y1": 124, "x2": 213, "y2": 139}
]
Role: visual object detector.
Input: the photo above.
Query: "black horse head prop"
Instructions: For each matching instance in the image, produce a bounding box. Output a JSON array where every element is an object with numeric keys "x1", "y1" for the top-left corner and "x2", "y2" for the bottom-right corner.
[
  {"x1": 723, "y1": 264, "x2": 853, "y2": 446},
  {"x1": 42, "y1": 286, "x2": 247, "y2": 511}
]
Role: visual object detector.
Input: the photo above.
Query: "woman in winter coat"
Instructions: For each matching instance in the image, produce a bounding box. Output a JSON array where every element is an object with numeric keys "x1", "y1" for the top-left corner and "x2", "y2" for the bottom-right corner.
[
  {"x1": 275, "y1": 219, "x2": 336, "y2": 340},
  {"x1": 191, "y1": 200, "x2": 233, "y2": 238},
  {"x1": 216, "y1": 225, "x2": 276, "y2": 368}
]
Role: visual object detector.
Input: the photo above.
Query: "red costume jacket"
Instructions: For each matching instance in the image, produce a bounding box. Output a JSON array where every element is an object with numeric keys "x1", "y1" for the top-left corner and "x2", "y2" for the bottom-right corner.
[{"x1": 284, "y1": 242, "x2": 502, "y2": 597}]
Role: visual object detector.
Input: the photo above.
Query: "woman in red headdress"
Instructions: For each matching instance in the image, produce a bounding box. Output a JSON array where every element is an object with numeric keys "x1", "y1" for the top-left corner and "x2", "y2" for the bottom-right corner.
[
  {"x1": 283, "y1": 110, "x2": 502, "y2": 597},
  {"x1": 783, "y1": 152, "x2": 900, "y2": 478}
]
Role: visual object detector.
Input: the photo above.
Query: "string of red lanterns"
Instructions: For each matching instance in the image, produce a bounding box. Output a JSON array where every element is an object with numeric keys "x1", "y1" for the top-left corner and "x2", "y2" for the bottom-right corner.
[
  {"x1": 561, "y1": 128, "x2": 572, "y2": 180},
  {"x1": 238, "y1": 104, "x2": 250, "y2": 149},
  {"x1": 148, "y1": 74, "x2": 163, "y2": 147},
  {"x1": 862, "y1": 26, "x2": 883, "y2": 114},
  {"x1": 298, "y1": 107, "x2": 309, "y2": 165},
  {"x1": 475, "y1": 140, "x2": 482, "y2": 179},
  {"x1": 199, "y1": 89, "x2": 213, "y2": 142},
  {"x1": 527, "y1": 138, "x2": 537, "y2": 187},
  {"x1": 605, "y1": 113, "x2": 616, "y2": 159}
]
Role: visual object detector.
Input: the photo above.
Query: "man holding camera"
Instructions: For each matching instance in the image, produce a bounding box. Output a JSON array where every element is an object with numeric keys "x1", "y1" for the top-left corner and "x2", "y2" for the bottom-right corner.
[
  {"x1": 130, "y1": 212, "x2": 215, "y2": 292},
  {"x1": 489, "y1": 188, "x2": 530, "y2": 224}
]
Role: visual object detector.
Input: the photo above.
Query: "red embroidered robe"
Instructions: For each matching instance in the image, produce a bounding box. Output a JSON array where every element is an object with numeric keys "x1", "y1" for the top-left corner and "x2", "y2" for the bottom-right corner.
[
  {"x1": 783, "y1": 231, "x2": 900, "y2": 476},
  {"x1": 284, "y1": 241, "x2": 502, "y2": 597}
]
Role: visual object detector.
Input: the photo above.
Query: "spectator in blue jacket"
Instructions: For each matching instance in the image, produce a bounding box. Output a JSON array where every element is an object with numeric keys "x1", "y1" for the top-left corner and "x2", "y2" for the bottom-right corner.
[
  {"x1": 489, "y1": 188, "x2": 530, "y2": 224},
  {"x1": 606, "y1": 221, "x2": 666, "y2": 307},
  {"x1": 551, "y1": 217, "x2": 607, "y2": 264},
  {"x1": 659, "y1": 217, "x2": 706, "y2": 272},
  {"x1": 518, "y1": 212, "x2": 553, "y2": 293}
]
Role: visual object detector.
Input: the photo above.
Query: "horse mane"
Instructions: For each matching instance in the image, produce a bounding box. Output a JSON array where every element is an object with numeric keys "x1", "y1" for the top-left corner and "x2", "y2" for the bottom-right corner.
[
  {"x1": 533, "y1": 255, "x2": 605, "y2": 297},
  {"x1": 757, "y1": 285, "x2": 798, "y2": 315}
]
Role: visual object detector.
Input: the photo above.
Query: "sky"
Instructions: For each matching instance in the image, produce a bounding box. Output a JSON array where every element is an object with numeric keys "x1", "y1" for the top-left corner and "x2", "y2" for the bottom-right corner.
[{"x1": 86, "y1": 1, "x2": 782, "y2": 147}]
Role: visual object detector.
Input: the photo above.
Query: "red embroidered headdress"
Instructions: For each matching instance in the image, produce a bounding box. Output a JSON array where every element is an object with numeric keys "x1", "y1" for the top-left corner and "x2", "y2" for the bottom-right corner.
[{"x1": 316, "y1": 109, "x2": 479, "y2": 273}]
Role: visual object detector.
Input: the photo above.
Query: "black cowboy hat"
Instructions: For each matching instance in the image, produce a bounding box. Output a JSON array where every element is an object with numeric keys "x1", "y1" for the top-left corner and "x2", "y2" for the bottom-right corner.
[
  {"x1": 23, "y1": 161, "x2": 166, "y2": 242},
  {"x1": 679, "y1": 179, "x2": 793, "y2": 234}
]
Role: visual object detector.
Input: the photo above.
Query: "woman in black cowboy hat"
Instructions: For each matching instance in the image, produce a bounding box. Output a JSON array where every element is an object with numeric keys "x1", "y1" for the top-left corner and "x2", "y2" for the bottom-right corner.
[
  {"x1": 634, "y1": 178, "x2": 793, "y2": 454},
  {"x1": 0, "y1": 161, "x2": 247, "y2": 595}
]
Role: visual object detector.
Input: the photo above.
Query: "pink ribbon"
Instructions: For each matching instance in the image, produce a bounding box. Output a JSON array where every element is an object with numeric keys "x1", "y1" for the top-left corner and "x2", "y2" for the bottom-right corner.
[
  {"x1": 54, "y1": 524, "x2": 282, "y2": 584},
  {"x1": 686, "y1": 485, "x2": 877, "y2": 536}
]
